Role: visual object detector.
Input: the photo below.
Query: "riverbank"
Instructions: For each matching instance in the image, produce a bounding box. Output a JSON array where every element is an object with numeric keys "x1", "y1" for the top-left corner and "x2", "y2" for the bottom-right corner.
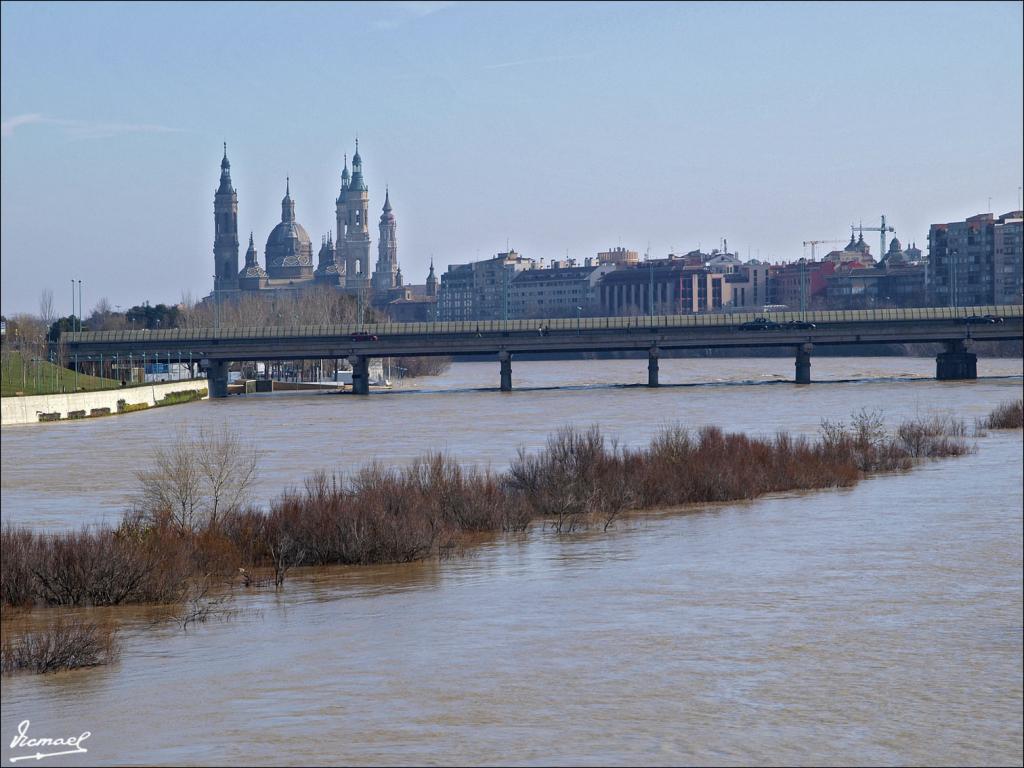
[{"x1": 0, "y1": 380, "x2": 208, "y2": 426}]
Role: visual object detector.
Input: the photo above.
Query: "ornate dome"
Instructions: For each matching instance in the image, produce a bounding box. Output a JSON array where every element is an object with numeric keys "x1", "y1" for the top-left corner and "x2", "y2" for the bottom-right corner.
[
  {"x1": 887, "y1": 237, "x2": 902, "y2": 253},
  {"x1": 265, "y1": 179, "x2": 313, "y2": 279}
]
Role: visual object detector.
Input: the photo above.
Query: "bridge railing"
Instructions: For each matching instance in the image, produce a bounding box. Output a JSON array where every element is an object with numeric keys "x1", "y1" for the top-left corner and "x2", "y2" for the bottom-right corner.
[{"x1": 63, "y1": 304, "x2": 1023, "y2": 345}]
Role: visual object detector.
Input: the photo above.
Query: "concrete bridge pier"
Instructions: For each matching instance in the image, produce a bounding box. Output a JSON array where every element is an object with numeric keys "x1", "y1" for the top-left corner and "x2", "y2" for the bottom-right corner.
[
  {"x1": 936, "y1": 339, "x2": 977, "y2": 381},
  {"x1": 648, "y1": 347, "x2": 660, "y2": 387},
  {"x1": 348, "y1": 355, "x2": 370, "y2": 395},
  {"x1": 203, "y1": 359, "x2": 230, "y2": 398},
  {"x1": 499, "y1": 351, "x2": 512, "y2": 392},
  {"x1": 795, "y1": 344, "x2": 812, "y2": 385}
]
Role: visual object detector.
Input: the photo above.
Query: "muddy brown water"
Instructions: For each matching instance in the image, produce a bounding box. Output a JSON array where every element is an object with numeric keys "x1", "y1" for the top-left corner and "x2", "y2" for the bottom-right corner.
[{"x1": 2, "y1": 357, "x2": 1022, "y2": 765}]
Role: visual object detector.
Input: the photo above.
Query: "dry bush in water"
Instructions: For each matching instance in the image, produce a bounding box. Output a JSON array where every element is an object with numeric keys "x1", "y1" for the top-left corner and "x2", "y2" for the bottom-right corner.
[
  {"x1": 1, "y1": 618, "x2": 119, "y2": 675},
  {"x1": 395, "y1": 356, "x2": 452, "y2": 378},
  {"x1": 135, "y1": 425, "x2": 261, "y2": 533},
  {"x1": 979, "y1": 398, "x2": 1023, "y2": 430},
  {"x1": 1, "y1": 522, "x2": 191, "y2": 608},
  {"x1": 0, "y1": 410, "x2": 981, "y2": 607}
]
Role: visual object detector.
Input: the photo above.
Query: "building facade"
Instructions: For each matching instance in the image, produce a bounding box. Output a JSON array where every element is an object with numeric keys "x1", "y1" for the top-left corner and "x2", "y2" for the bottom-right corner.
[
  {"x1": 993, "y1": 214, "x2": 1023, "y2": 305},
  {"x1": 508, "y1": 261, "x2": 614, "y2": 318},
  {"x1": 436, "y1": 251, "x2": 536, "y2": 321},
  {"x1": 928, "y1": 211, "x2": 1023, "y2": 307}
]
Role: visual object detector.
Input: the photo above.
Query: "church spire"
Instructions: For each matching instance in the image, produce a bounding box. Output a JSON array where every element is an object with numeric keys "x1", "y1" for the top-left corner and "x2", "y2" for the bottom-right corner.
[
  {"x1": 426, "y1": 256, "x2": 438, "y2": 297},
  {"x1": 217, "y1": 142, "x2": 233, "y2": 194},
  {"x1": 281, "y1": 177, "x2": 295, "y2": 223},
  {"x1": 349, "y1": 140, "x2": 366, "y2": 191},
  {"x1": 245, "y1": 232, "x2": 257, "y2": 266},
  {"x1": 383, "y1": 186, "x2": 392, "y2": 212}
]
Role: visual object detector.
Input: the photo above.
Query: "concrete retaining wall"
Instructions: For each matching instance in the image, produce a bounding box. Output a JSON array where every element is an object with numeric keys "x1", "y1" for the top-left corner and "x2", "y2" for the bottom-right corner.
[{"x1": 1, "y1": 380, "x2": 209, "y2": 426}]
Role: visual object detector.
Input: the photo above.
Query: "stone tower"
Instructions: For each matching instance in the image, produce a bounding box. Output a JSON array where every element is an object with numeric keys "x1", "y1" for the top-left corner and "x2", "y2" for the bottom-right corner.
[
  {"x1": 343, "y1": 140, "x2": 371, "y2": 286},
  {"x1": 426, "y1": 257, "x2": 438, "y2": 297},
  {"x1": 372, "y1": 187, "x2": 398, "y2": 293},
  {"x1": 213, "y1": 143, "x2": 239, "y2": 292},
  {"x1": 335, "y1": 155, "x2": 349, "y2": 286}
]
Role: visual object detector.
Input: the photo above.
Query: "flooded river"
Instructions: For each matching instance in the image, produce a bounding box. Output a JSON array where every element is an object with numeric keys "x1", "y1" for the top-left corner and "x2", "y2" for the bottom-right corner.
[{"x1": 2, "y1": 357, "x2": 1022, "y2": 765}]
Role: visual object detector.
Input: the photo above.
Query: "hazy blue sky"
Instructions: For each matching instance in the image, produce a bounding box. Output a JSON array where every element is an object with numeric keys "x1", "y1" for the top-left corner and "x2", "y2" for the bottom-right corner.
[{"x1": 2, "y1": 1, "x2": 1022, "y2": 315}]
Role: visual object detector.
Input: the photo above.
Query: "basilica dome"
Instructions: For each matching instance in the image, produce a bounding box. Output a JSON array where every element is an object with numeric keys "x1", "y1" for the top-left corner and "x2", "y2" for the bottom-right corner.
[{"x1": 265, "y1": 179, "x2": 313, "y2": 280}]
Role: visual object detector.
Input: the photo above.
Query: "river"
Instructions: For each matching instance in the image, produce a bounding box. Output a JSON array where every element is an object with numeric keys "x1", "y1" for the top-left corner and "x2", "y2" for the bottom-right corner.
[{"x1": 1, "y1": 357, "x2": 1022, "y2": 765}]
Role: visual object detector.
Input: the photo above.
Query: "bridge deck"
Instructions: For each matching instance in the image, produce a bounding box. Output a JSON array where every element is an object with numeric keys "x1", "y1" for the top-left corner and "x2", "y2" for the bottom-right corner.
[{"x1": 64, "y1": 305, "x2": 1024, "y2": 361}]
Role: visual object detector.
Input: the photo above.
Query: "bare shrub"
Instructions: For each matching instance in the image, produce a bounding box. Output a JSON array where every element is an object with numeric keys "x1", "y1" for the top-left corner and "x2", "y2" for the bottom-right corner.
[
  {"x1": 1, "y1": 526, "x2": 36, "y2": 607},
  {"x1": 980, "y1": 399, "x2": 1023, "y2": 430},
  {"x1": 1, "y1": 618, "x2": 119, "y2": 675},
  {"x1": 2, "y1": 410, "x2": 983, "y2": 608},
  {"x1": 175, "y1": 578, "x2": 235, "y2": 630},
  {"x1": 395, "y1": 356, "x2": 452, "y2": 378}
]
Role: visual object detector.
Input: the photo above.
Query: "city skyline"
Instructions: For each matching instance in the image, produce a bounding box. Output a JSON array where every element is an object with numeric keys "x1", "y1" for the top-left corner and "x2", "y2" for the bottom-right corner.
[{"x1": 2, "y1": 1, "x2": 1022, "y2": 315}]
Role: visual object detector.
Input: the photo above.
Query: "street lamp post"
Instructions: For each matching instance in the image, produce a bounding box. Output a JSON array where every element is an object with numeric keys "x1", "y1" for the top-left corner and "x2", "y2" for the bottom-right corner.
[
  {"x1": 576, "y1": 306, "x2": 582, "y2": 336},
  {"x1": 649, "y1": 259, "x2": 655, "y2": 322},
  {"x1": 77, "y1": 280, "x2": 82, "y2": 332}
]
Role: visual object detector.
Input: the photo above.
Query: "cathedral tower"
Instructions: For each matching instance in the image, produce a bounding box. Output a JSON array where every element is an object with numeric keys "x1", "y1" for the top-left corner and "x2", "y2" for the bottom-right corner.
[
  {"x1": 335, "y1": 155, "x2": 349, "y2": 286},
  {"x1": 343, "y1": 140, "x2": 371, "y2": 286},
  {"x1": 372, "y1": 187, "x2": 399, "y2": 293},
  {"x1": 213, "y1": 143, "x2": 239, "y2": 291},
  {"x1": 426, "y1": 257, "x2": 438, "y2": 297}
]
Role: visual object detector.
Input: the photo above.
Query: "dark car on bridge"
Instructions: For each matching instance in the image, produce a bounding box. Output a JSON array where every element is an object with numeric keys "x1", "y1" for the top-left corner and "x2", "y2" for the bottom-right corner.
[
  {"x1": 350, "y1": 333, "x2": 379, "y2": 341},
  {"x1": 784, "y1": 320, "x2": 816, "y2": 330},
  {"x1": 964, "y1": 314, "x2": 1005, "y2": 324},
  {"x1": 738, "y1": 318, "x2": 781, "y2": 331}
]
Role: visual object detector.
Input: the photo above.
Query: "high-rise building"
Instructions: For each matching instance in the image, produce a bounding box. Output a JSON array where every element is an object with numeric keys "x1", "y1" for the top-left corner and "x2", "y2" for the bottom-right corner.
[
  {"x1": 928, "y1": 211, "x2": 1022, "y2": 306},
  {"x1": 437, "y1": 251, "x2": 535, "y2": 321},
  {"x1": 994, "y1": 214, "x2": 1023, "y2": 305}
]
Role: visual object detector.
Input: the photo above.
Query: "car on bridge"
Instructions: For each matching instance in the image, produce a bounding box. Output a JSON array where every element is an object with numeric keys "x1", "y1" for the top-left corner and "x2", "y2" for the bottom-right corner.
[
  {"x1": 350, "y1": 333, "x2": 379, "y2": 341},
  {"x1": 963, "y1": 314, "x2": 1005, "y2": 324},
  {"x1": 783, "y1": 320, "x2": 816, "y2": 330},
  {"x1": 738, "y1": 318, "x2": 781, "y2": 331}
]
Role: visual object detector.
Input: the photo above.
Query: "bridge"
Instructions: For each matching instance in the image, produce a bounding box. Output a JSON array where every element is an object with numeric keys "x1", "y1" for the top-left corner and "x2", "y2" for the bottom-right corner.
[{"x1": 64, "y1": 305, "x2": 1023, "y2": 397}]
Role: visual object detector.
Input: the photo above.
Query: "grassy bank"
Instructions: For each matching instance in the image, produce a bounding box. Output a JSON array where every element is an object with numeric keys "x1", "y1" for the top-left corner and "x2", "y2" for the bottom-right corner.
[{"x1": 1, "y1": 351, "x2": 123, "y2": 396}]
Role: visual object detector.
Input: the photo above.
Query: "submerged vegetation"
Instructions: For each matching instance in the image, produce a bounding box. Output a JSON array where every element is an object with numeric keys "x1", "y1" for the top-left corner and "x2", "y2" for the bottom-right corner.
[
  {"x1": 1, "y1": 408, "x2": 984, "y2": 673},
  {"x1": 979, "y1": 398, "x2": 1024, "y2": 430},
  {"x1": 2, "y1": 410, "x2": 973, "y2": 618},
  {"x1": 1, "y1": 617, "x2": 119, "y2": 675}
]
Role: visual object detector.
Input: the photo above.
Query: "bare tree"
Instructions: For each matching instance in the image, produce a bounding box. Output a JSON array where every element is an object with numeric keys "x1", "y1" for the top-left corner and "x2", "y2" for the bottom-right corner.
[
  {"x1": 197, "y1": 426, "x2": 261, "y2": 528},
  {"x1": 38, "y1": 289, "x2": 55, "y2": 329},
  {"x1": 135, "y1": 425, "x2": 262, "y2": 533},
  {"x1": 135, "y1": 428, "x2": 203, "y2": 532}
]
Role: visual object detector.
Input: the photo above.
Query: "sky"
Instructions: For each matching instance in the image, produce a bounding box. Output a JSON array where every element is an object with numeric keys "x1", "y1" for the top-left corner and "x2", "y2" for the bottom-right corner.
[{"x1": 1, "y1": 0, "x2": 1022, "y2": 316}]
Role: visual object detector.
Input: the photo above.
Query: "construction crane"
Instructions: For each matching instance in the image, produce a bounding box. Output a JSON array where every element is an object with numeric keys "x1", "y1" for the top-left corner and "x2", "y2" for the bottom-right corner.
[
  {"x1": 852, "y1": 215, "x2": 895, "y2": 260},
  {"x1": 802, "y1": 239, "x2": 844, "y2": 260}
]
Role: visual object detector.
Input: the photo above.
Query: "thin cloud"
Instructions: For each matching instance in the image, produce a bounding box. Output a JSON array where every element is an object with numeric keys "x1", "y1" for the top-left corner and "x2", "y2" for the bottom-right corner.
[
  {"x1": 483, "y1": 53, "x2": 593, "y2": 70},
  {"x1": 0, "y1": 113, "x2": 45, "y2": 138},
  {"x1": 1, "y1": 114, "x2": 182, "y2": 140},
  {"x1": 373, "y1": 0, "x2": 457, "y2": 29}
]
